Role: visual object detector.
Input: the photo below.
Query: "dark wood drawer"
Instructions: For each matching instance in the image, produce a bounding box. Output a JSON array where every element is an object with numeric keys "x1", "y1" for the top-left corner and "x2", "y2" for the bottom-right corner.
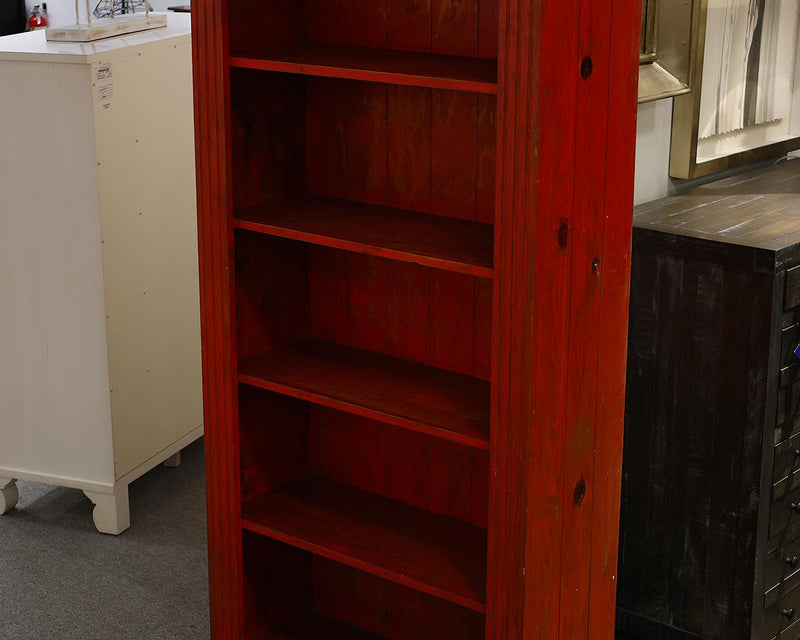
[
  {"x1": 778, "y1": 379, "x2": 800, "y2": 429},
  {"x1": 767, "y1": 539, "x2": 800, "y2": 591},
  {"x1": 770, "y1": 483, "x2": 800, "y2": 539},
  {"x1": 782, "y1": 325, "x2": 800, "y2": 371},
  {"x1": 782, "y1": 365, "x2": 800, "y2": 389},
  {"x1": 765, "y1": 586, "x2": 800, "y2": 639},
  {"x1": 776, "y1": 434, "x2": 800, "y2": 484}
]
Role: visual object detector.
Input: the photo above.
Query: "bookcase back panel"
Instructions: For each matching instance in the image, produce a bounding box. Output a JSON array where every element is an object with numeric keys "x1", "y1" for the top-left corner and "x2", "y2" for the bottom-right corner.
[
  {"x1": 238, "y1": 384, "x2": 488, "y2": 525},
  {"x1": 239, "y1": 386, "x2": 311, "y2": 503},
  {"x1": 308, "y1": 247, "x2": 492, "y2": 378},
  {"x1": 229, "y1": 0, "x2": 499, "y2": 60},
  {"x1": 310, "y1": 406, "x2": 489, "y2": 525},
  {"x1": 242, "y1": 532, "x2": 313, "y2": 635},
  {"x1": 233, "y1": 232, "x2": 491, "y2": 377},
  {"x1": 229, "y1": 70, "x2": 496, "y2": 225},
  {"x1": 228, "y1": 0, "x2": 303, "y2": 51},
  {"x1": 234, "y1": 232, "x2": 310, "y2": 359},
  {"x1": 230, "y1": 70, "x2": 307, "y2": 211},
  {"x1": 313, "y1": 558, "x2": 486, "y2": 639},
  {"x1": 306, "y1": 78, "x2": 496, "y2": 224}
]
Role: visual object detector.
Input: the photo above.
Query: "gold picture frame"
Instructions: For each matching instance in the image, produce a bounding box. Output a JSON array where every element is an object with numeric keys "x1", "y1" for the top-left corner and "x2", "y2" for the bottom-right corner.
[
  {"x1": 638, "y1": 0, "x2": 699, "y2": 104},
  {"x1": 670, "y1": 0, "x2": 800, "y2": 179}
]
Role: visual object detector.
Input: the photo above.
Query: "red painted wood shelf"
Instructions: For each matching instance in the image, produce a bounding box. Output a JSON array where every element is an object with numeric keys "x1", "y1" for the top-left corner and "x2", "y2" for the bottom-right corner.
[
  {"x1": 234, "y1": 196, "x2": 494, "y2": 278},
  {"x1": 259, "y1": 611, "x2": 387, "y2": 640},
  {"x1": 229, "y1": 44, "x2": 498, "y2": 94},
  {"x1": 238, "y1": 339, "x2": 490, "y2": 449},
  {"x1": 241, "y1": 475, "x2": 488, "y2": 613}
]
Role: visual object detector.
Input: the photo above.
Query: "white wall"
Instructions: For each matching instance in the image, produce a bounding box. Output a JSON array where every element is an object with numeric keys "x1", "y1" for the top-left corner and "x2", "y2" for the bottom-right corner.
[{"x1": 633, "y1": 99, "x2": 675, "y2": 205}]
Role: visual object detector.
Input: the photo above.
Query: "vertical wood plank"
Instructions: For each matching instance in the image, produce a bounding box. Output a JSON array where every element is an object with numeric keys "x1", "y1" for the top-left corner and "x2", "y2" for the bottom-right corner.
[
  {"x1": 311, "y1": 409, "x2": 390, "y2": 496},
  {"x1": 388, "y1": 583, "x2": 431, "y2": 638},
  {"x1": 230, "y1": 72, "x2": 307, "y2": 210},
  {"x1": 473, "y1": 276, "x2": 493, "y2": 379},
  {"x1": 557, "y1": 0, "x2": 613, "y2": 631},
  {"x1": 346, "y1": 81, "x2": 389, "y2": 205},
  {"x1": 430, "y1": 271, "x2": 475, "y2": 375},
  {"x1": 431, "y1": 90, "x2": 478, "y2": 221},
  {"x1": 346, "y1": 0, "x2": 389, "y2": 48},
  {"x1": 239, "y1": 388, "x2": 309, "y2": 502},
  {"x1": 347, "y1": 254, "x2": 389, "y2": 352},
  {"x1": 475, "y1": 94, "x2": 497, "y2": 225},
  {"x1": 305, "y1": 0, "x2": 347, "y2": 44},
  {"x1": 432, "y1": 0, "x2": 479, "y2": 56},
  {"x1": 228, "y1": 0, "x2": 302, "y2": 50},
  {"x1": 587, "y1": 0, "x2": 641, "y2": 635},
  {"x1": 386, "y1": 262, "x2": 431, "y2": 364},
  {"x1": 314, "y1": 560, "x2": 392, "y2": 636},
  {"x1": 306, "y1": 78, "x2": 348, "y2": 199},
  {"x1": 428, "y1": 439, "x2": 473, "y2": 521},
  {"x1": 191, "y1": 0, "x2": 243, "y2": 633},
  {"x1": 385, "y1": 426, "x2": 431, "y2": 512},
  {"x1": 486, "y1": 0, "x2": 541, "y2": 635},
  {"x1": 234, "y1": 233, "x2": 309, "y2": 359},
  {"x1": 388, "y1": 0, "x2": 433, "y2": 52},
  {"x1": 487, "y1": 0, "x2": 577, "y2": 635},
  {"x1": 471, "y1": 449, "x2": 490, "y2": 528},
  {"x1": 308, "y1": 246, "x2": 349, "y2": 343},
  {"x1": 387, "y1": 86, "x2": 432, "y2": 213},
  {"x1": 478, "y1": 0, "x2": 499, "y2": 59}
]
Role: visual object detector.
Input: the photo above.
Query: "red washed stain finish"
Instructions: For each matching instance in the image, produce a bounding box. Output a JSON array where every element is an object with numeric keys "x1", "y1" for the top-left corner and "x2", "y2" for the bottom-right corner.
[{"x1": 193, "y1": 0, "x2": 640, "y2": 636}]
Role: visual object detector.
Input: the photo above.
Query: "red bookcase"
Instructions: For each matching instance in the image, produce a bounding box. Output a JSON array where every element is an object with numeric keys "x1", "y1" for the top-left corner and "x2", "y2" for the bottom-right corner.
[{"x1": 191, "y1": 1, "x2": 641, "y2": 638}]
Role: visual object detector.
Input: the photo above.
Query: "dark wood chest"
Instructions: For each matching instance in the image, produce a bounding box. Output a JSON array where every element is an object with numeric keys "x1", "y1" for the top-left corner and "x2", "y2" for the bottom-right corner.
[{"x1": 618, "y1": 159, "x2": 800, "y2": 640}]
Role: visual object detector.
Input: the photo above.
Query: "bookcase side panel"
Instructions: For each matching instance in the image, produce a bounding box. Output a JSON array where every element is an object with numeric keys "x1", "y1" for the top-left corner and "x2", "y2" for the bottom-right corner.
[
  {"x1": 192, "y1": 0, "x2": 243, "y2": 636},
  {"x1": 487, "y1": 0, "x2": 639, "y2": 639}
]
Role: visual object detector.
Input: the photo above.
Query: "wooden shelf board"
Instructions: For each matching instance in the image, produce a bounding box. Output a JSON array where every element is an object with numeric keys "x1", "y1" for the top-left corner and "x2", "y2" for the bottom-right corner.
[
  {"x1": 238, "y1": 339, "x2": 490, "y2": 449},
  {"x1": 242, "y1": 476, "x2": 488, "y2": 613},
  {"x1": 258, "y1": 611, "x2": 388, "y2": 640},
  {"x1": 230, "y1": 43, "x2": 498, "y2": 94},
  {"x1": 234, "y1": 196, "x2": 494, "y2": 278}
]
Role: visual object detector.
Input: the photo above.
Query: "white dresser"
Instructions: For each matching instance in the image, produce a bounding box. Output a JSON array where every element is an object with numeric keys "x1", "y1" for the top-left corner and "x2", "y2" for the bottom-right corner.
[{"x1": 0, "y1": 14, "x2": 203, "y2": 534}]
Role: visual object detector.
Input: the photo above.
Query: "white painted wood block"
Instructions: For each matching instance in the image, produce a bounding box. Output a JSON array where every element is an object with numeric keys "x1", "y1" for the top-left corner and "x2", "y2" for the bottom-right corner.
[
  {"x1": 0, "y1": 15, "x2": 203, "y2": 535},
  {"x1": 46, "y1": 14, "x2": 167, "y2": 42}
]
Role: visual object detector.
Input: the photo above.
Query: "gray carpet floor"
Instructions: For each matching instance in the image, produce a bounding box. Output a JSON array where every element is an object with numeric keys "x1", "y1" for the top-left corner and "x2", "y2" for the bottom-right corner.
[{"x1": 0, "y1": 439, "x2": 210, "y2": 640}]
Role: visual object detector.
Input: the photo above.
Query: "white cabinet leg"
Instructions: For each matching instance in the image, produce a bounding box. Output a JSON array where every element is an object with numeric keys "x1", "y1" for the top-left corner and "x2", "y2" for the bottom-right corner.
[
  {"x1": 162, "y1": 451, "x2": 181, "y2": 468},
  {"x1": 0, "y1": 478, "x2": 19, "y2": 515},
  {"x1": 83, "y1": 485, "x2": 130, "y2": 535}
]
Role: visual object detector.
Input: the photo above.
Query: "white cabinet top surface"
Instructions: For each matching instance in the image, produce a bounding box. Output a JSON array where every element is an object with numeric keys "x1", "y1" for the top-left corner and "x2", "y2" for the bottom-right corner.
[{"x1": 0, "y1": 13, "x2": 190, "y2": 63}]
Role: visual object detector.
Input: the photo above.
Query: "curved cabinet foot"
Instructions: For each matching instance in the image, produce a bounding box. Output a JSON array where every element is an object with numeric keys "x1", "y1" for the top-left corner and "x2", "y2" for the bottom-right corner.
[
  {"x1": 0, "y1": 478, "x2": 19, "y2": 515},
  {"x1": 162, "y1": 451, "x2": 181, "y2": 468},
  {"x1": 83, "y1": 486, "x2": 130, "y2": 535}
]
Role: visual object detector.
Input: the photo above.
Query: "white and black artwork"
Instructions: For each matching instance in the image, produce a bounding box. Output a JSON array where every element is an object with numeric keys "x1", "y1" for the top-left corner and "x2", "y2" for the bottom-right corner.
[{"x1": 698, "y1": 0, "x2": 798, "y2": 141}]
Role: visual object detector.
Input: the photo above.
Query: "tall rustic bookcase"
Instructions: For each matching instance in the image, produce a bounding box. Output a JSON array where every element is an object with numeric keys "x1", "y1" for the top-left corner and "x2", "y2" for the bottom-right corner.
[{"x1": 191, "y1": 0, "x2": 640, "y2": 638}]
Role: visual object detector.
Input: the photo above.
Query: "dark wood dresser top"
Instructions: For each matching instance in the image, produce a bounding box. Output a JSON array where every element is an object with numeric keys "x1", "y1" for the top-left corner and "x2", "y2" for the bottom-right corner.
[{"x1": 633, "y1": 158, "x2": 800, "y2": 252}]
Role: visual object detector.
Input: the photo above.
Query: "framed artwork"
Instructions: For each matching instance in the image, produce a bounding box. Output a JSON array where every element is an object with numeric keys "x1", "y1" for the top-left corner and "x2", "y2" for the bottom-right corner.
[{"x1": 670, "y1": 0, "x2": 800, "y2": 179}]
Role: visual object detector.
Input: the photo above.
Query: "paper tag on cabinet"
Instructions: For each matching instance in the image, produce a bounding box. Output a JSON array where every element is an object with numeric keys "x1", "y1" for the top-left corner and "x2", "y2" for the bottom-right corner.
[
  {"x1": 94, "y1": 63, "x2": 112, "y2": 82},
  {"x1": 93, "y1": 63, "x2": 114, "y2": 110}
]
